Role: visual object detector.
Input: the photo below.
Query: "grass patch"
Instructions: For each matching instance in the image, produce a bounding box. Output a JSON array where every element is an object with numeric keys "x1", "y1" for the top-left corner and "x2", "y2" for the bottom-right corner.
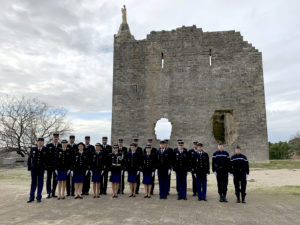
[{"x1": 250, "y1": 160, "x2": 300, "y2": 169}]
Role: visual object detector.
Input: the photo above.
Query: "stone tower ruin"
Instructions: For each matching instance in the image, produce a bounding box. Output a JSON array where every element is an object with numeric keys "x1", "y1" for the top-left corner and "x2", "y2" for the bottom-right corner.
[{"x1": 111, "y1": 6, "x2": 269, "y2": 162}]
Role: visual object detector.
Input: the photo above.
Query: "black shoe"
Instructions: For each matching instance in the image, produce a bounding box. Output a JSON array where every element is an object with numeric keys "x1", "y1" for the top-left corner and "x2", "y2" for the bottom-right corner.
[
  {"x1": 97, "y1": 196, "x2": 100, "y2": 198},
  {"x1": 94, "y1": 196, "x2": 97, "y2": 198},
  {"x1": 148, "y1": 196, "x2": 151, "y2": 198},
  {"x1": 74, "y1": 196, "x2": 79, "y2": 199},
  {"x1": 223, "y1": 198, "x2": 228, "y2": 203},
  {"x1": 57, "y1": 197, "x2": 60, "y2": 200},
  {"x1": 27, "y1": 199, "x2": 34, "y2": 203},
  {"x1": 242, "y1": 199, "x2": 246, "y2": 203},
  {"x1": 129, "y1": 194, "x2": 133, "y2": 198},
  {"x1": 79, "y1": 196, "x2": 83, "y2": 199},
  {"x1": 52, "y1": 194, "x2": 57, "y2": 198},
  {"x1": 103, "y1": 192, "x2": 107, "y2": 195},
  {"x1": 144, "y1": 196, "x2": 148, "y2": 198},
  {"x1": 67, "y1": 194, "x2": 70, "y2": 197},
  {"x1": 203, "y1": 198, "x2": 207, "y2": 201},
  {"x1": 219, "y1": 197, "x2": 223, "y2": 202},
  {"x1": 121, "y1": 192, "x2": 124, "y2": 195},
  {"x1": 160, "y1": 197, "x2": 164, "y2": 199},
  {"x1": 150, "y1": 192, "x2": 153, "y2": 195},
  {"x1": 236, "y1": 199, "x2": 241, "y2": 203},
  {"x1": 46, "y1": 194, "x2": 51, "y2": 199},
  {"x1": 133, "y1": 195, "x2": 136, "y2": 197},
  {"x1": 183, "y1": 198, "x2": 187, "y2": 200},
  {"x1": 198, "y1": 198, "x2": 202, "y2": 201},
  {"x1": 37, "y1": 199, "x2": 41, "y2": 203},
  {"x1": 62, "y1": 197, "x2": 65, "y2": 200},
  {"x1": 193, "y1": 193, "x2": 197, "y2": 196}
]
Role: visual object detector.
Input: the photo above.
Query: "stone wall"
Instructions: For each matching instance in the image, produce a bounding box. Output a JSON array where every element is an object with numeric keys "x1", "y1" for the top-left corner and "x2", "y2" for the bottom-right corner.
[{"x1": 111, "y1": 22, "x2": 268, "y2": 162}]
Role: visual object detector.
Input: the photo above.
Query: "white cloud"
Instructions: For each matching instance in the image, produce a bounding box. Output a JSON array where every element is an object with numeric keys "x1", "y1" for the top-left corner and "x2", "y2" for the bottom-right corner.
[{"x1": 0, "y1": 0, "x2": 300, "y2": 142}]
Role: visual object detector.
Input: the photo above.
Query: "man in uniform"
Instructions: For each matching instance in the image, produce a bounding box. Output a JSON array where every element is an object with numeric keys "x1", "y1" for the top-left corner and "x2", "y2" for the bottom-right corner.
[
  {"x1": 164, "y1": 139, "x2": 173, "y2": 195},
  {"x1": 189, "y1": 141, "x2": 198, "y2": 196},
  {"x1": 230, "y1": 145, "x2": 249, "y2": 203},
  {"x1": 67, "y1": 135, "x2": 77, "y2": 196},
  {"x1": 132, "y1": 138, "x2": 143, "y2": 194},
  {"x1": 27, "y1": 137, "x2": 47, "y2": 203},
  {"x1": 212, "y1": 142, "x2": 230, "y2": 202},
  {"x1": 173, "y1": 141, "x2": 189, "y2": 200},
  {"x1": 144, "y1": 138, "x2": 157, "y2": 195},
  {"x1": 46, "y1": 132, "x2": 61, "y2": 198},
  {"x1": 118, "y1": 138, "x2": 128, "y2": 194},
  {"x1": 82, "y1": 136, "x2": 95, "y2": 195},
  {"x1": 157, "y1": 140, "x2": 172, "y2": 199},
  {"x1": 191, "y1": 143, "x2": 210, "y2": 201},
  {"x1": 100, "y1": 136, "x2": 112, "y2": 195}
]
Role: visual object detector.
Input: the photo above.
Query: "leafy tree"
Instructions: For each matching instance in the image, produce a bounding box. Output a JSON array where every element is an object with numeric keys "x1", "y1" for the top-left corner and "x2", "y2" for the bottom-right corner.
[{"x1": 269, "y1": 141, "x2": 292, "y2": 159}]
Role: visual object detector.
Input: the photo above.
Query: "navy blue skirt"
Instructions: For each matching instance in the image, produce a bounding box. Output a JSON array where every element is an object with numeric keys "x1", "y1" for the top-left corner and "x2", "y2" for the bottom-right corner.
[
  {"x1": 57, "y1": 171, "x2": 67, "y2": 181},
  {"x1": 92, "y1": 173, "x2": 102, "y2": 183},
  {"x1": 143, "y1": 173, "x2": 152, "y2": 185},
  {"x1": 110, "y1": 173, "x2": 121, "y2": 183},
  {"x1": 128, "y1": 173, "x2": 137, "y2": 183},
  {"x1": 73, "y1": 173, "x2": 85, "y2": 183}
]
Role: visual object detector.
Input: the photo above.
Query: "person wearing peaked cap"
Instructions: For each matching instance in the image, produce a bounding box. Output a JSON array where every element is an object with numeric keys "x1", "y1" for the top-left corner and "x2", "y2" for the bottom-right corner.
[
  {"x1": 132, "y1": 138, "x2": 143, "y2": 194},
  {"x1": 27, "y1": 137, "x2": 47, "y2": 203},
  {"x1": 91, "y1": 143, "x2": 105, "y2": 198},
  {"x1": 160, "y1": 140, "x2": 166, "y2": 144},
  {"x1": 142, "y1": 145, "x2": 156, "y2": 198},
  {"x1": 126, "y1": 143, "x2": 141, "y2": 197},
  {"x1": 156, "y1": 139, "x2": 172, "y2": 199},
  {"x1": 191, "y1": 143, "x2": 209, "y2": 201},
  {"x1": 173, "y1": 141, "x2": 189, "y2": 200},
  {"x1": 67, "y1": 135, "x2": 77, "y2": 196},
  {"x1": 118, "y1": 138, "x2": 128, "y2": 195},
  {"x1": 46, "y1": 132, "x2": 62, "y2": 198},
  {"x1": 72, "y1": 142, "x2": 88, "y2": 199},
  {"x1": 100, "y1": 137, "x2": 112, "y2": 195},
  {"x1": 189, "y1": 141, "x2": 199, "y2": 197},
  {"x1": 54, "y1": 139, "x2": 72, "y2": 200},
  {"x1": 109, "y1": 144, "x2": 125, "y2": 198},
  {"x1": 230, "y1": 145, "x2": 249, "y2": 203},
  {"x1": 177, "y1": 139, "x2": 182, "y2": 143},
  {"x1": 82, "y1": 136, "x2": 95, "y2": 195},
  {"x1": 212, "y1": 142, "x2": 230, "y2": 203},
  {"x1": 143, "y1": 139, "x2": 157, "y2": 195}
]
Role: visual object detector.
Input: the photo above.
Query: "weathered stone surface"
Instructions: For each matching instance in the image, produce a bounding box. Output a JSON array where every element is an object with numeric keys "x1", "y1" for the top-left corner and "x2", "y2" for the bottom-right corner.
[{"x1": 112, "y1": 20, "x2": 268, "y2": 162}]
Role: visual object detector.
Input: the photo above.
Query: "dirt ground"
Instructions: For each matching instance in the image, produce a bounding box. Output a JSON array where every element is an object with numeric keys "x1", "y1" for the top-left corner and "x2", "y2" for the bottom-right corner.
[{"x1": 0, "y1": 166, "x2": 299, "y2": 225}]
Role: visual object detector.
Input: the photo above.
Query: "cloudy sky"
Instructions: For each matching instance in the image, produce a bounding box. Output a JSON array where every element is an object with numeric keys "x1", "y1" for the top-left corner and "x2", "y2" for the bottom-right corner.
[{"x1": 0, "y1": 0, "x2": 299, "y2": 144}]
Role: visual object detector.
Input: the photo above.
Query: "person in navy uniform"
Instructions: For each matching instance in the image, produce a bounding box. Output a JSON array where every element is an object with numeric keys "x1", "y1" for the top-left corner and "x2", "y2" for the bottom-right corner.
[
  {"x1": 126, "y1": 143, "x2": 141, "y2": 197},
  {"x1": 100, "y1": 136, "x2": 112, "y2": 195},
  {"x1": 91, "y1": 143, "x2": 105, "y2": 198},
  {"x1": 189, "y1": 141, "x2": 198, "y2": 196},
  {"x1": 46, "y1": 132, "x2": 61, "y2": 198},
  {"x1": 67, "y1": 135, "x2": 77, "y2": 196},
  {"x1": 54, "y1": 139, "x2": 73, "y2": 200},
  {"x1": 82, "y1": 136, "x2": 95, "y2": 195},
  {"x1": 173, "y1": 141, "x2": 189, "y2": 200},
  {"x1": 142, "y1": 145, "x2": 156, "y2": 198},
  {"x1": 132, "y1": 138, "x2": 143, "y2": 194},
  {"x1": 230, "y1": 145, "x2": 249, "y2": 203},
  {"x1": 109, "y1": 144, "x2": 125, "y2": 198},
  {"x1": 165, "y1": 139, "x2": 173, "y2": 195},
  {"x1": 143, "y1": 138, "x2": 157, "y2": 195},
  {"x1": 191, "y1": 143, "x2": 210, "y2": 201},
  {"x1": 118, "y1": 138, "x2": 127, "y2": 194},
  {"x1": 156, "y1": 140, "x2": 172, "y2": 199},
  {"x1": 212, "y1": 142, "x2": 231, "y2": 202},
  {"x1": 72, "y1": 142, "x2": 88, "y2": 199},
  {"x1": 27, "y1": 137, "x2": 47, "y2": 203}
]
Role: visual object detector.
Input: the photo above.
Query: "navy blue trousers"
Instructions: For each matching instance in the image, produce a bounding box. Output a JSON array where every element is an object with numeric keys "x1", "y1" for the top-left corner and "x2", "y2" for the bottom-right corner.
[
  {"x1": 30, "y1": 170, "x2": 44, "y2": 200},
  {"x1": 196, "y1": 176, "x2": 207, "y2": 199},
  {"x1": 176, "y1": 172, "x2": 187, "y2": 199},
  {"x1": 158, "y1": 170, "x2": 168, "y2": 198},
  {"x1": 46, "y1": 170, "x2": 57, "y2": 195}
]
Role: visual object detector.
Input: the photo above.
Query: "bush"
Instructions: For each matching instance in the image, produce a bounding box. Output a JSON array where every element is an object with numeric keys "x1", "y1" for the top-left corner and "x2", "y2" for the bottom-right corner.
[{"x1": 269, "y1": 142, "x2": 292, "y2": 159}]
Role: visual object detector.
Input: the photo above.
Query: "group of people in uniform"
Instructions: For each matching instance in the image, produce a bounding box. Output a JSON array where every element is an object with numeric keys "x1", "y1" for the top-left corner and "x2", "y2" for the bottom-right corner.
[{"x1": 27, "y1": 133, "x2": 250, "y2": 204}]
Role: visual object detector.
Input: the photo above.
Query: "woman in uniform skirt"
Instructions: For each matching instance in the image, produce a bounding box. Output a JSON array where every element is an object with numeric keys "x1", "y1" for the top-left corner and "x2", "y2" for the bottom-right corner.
[
  {"x1": 72, "y1": 142, "x2": 88, "y2": 199},
  {"x1": 109, "y1": 144, "x2": 124, "y2": 198},
  {"x1": 55, "y1": 139, "x2": 72, "y2": 200},
  {"x1": 142, "y1": 145, "x2": 156, "y2": 198},
  {"x1": 126, "y1": 143, "x2": 141, "y2": 197},
  {"x1": 91, "y1": 143, "x2": 105, "y2": 198}
]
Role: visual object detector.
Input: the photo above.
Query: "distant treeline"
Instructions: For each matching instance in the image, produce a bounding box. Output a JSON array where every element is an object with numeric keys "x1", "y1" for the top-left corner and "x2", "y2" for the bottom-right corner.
[{"x1": 269, "y1": 135, "x2": 300, "y2": 159}]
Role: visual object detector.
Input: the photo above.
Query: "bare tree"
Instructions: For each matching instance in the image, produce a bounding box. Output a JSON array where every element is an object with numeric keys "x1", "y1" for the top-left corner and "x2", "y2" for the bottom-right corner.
[{"x1": 0, "y1": 95, "x2": 72, "y2": 156}]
